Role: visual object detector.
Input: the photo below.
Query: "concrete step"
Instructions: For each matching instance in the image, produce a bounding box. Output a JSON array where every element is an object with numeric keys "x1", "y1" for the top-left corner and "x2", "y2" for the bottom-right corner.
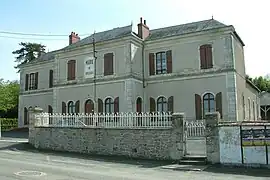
[
  {"x1": 179, "y1": 155, "x2": 207, "y2": 165},
  {"x1": 178, "y1": 159, "x2": 207, "y2": 165},
  {"x1": 182, "y1": 155, "x2": 207, "y2": 161}
]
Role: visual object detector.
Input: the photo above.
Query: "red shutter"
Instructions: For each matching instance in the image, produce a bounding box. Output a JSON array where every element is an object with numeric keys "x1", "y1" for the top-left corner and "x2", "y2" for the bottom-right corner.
[
  {"x1": 98, "y1": 98, "x2": 103, "y2": 113},
  {"x1": 150, "y1": 97, "x2": 156, "y2": 112},
  {"x1": 195, "y1": 94, "x2": 202, "y2": 120},
  {"x1": 200, "y1": 46, "x2": 206, "y2": 69},
  {"x1": 168, "y1": 96, "x2": 174, "y2": 113},
  {"x1": 136, "y1": 97, "x2": 142, "y2": 112},
  {"x1": 72, "y1": 61, "x2": 76, "y2": 79},
  {"x1": 62, "y1": 102, "x2": 66, "y2": 114},
  {"x1": 75, "y1": 100, "x2": 80, "y2": 114},
  {"x1": 67, "y1": 60, "x2": 76, "y2": 80},
  {"x1": 35, "y1": 72, "x2": 39, "y2": 89},
  {"x1": 149, "y1": 53, "x2": 155, "y2": 75},
  {"x1": 206, "y1": 45, "x2": 213, "y2": 68},
  {"x1": 49, "y1": 70, "x2": 53, "y2": 88},
  {"x1": 25, "y1": 74, "x2": 29, "y2": 91},
  {"x1": 215, "y1": 92, "x2": 223, "y2": 118},
  {"x1": 114, "y1": 97, "x2": 119, "y2": 113},
  {"x1": 166, "y1": 50, "x2": 172, "y2": 73}
]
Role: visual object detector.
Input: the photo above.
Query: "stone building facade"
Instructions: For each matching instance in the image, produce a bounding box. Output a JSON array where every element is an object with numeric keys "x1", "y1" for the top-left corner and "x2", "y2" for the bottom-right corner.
[{"x1": 18, "y1": 17, "x2": 260, "y2": 127}]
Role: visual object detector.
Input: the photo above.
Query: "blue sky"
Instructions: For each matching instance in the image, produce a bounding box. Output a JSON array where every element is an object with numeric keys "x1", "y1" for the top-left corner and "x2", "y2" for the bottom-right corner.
[{"x1": 0, "y1": 0, "x2": 269, "y2": 81}]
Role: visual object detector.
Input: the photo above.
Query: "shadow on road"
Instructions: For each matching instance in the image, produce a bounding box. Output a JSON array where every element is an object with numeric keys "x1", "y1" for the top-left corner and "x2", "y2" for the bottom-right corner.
[
  {"x1": 0, "y1": 141, "x2": 175, "y2": 168},
  {"x1": 1, "y1": 128, "x2": 29, "y2": 139},
  {"x1": 204, "y1": 165, "x2": 270, "y2": 177}
]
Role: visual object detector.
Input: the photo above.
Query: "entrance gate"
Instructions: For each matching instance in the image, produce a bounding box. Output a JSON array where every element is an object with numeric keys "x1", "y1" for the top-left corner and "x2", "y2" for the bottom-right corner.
[{"x1": 183, "y1": 119, "x2": 206, "y2": 156}]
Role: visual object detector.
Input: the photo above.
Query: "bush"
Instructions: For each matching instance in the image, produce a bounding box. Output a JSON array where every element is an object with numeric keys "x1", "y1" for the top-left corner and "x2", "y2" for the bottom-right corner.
[{"x1": 0, "y1": 118, "x2": 18, "y2": 131}]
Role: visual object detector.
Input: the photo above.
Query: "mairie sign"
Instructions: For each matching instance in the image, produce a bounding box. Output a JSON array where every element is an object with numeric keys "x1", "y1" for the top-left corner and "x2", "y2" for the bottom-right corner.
[{"x1": 84, "y1": 57, "x2": 95, "y2": 78}]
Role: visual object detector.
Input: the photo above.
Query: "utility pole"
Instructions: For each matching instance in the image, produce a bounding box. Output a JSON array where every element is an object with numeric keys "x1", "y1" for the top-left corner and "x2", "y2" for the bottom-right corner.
[{"x1": 92, "y1": 32, "x2": 97, "y2": 113}]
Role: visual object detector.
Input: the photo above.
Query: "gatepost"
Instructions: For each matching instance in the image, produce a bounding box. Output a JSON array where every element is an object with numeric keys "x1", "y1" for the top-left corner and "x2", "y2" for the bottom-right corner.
[
  {"x1": 170, "y1": 112, "x2": 185, "y2": 160},
  {"x1": 28, "y1": 107, "x2": 43, "y2": 146},
  {"x1": 205, "y1": 111, "x2": 221, "y2": 164}
]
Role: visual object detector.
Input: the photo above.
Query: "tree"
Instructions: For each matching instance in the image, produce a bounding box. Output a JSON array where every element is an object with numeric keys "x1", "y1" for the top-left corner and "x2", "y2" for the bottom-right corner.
[
  {"x1": 247, "y1": 75, "x2": 270, "y2": 93},
  {"x1": 0, "y1": 80, "x2": 19, "y2": 115},
  {"x1": 12, "y1": 42, "x2": 46, "y2": 70}
]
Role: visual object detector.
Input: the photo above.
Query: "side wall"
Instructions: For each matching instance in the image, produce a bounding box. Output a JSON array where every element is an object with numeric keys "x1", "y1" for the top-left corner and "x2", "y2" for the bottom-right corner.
[{"x1": 30, "y1": 127, "x2": 183, "y2": 160}]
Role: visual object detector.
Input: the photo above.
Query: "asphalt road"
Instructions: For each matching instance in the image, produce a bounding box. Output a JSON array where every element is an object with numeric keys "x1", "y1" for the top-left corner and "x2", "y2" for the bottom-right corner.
[{"x1": 0, "y1": 139, "x2": 270, "y2": 179}]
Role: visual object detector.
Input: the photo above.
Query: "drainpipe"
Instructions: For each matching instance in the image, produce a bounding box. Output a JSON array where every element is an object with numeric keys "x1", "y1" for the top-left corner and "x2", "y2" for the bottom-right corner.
[
  {"x1": 142, "y1": 42, "x2": 146, "y2": 111},
  {"x1": 142, "y1": 42, "x2": 145, "y2": 88}
]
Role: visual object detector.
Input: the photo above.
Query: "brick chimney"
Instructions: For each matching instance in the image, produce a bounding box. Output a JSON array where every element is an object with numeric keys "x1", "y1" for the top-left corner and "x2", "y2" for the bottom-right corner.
[
  {"x1": 137, "y1": 17, "x2": 150, "y2": 40},
  {"x1": 69, "y1": 32, "x2": 80, "y2": 45}
]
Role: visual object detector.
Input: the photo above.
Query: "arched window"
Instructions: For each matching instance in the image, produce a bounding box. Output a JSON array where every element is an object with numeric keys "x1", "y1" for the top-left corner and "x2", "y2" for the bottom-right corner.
[
  {"x1": 24, "y1": 107, "x2": 28, "y2": 125},
  {"x1": 136, "y1": 97, "x2": 142, "y2": 112},
  {"x1": 105, "y1": 98, "x2": 114, "y2": 113},
  {"x1": 85, "y1": 99, "x2": 94, "y2": 114},
  {"x1": 68, "y1": 101, "x2": 75, "y2": 114},
  {"x1": 157, "y1": 97, "x2": 167, "y2": 112},
  {"x1": 203, "y1": 93, "x2": 215, "y2": 114}
]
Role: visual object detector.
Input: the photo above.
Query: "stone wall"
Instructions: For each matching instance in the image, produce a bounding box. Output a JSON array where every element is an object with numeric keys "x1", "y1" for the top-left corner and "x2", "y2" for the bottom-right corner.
[{"x1": 28, "y1": 108, "x2": 185, "y2": 161}]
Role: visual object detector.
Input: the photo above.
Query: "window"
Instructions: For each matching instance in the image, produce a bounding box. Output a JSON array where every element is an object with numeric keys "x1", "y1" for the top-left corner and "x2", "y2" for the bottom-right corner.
[
  {"x1": 24, "y1": 107, "x2": 28, "y2": 125},
  {"x1": 200, "y1": 44, "x2": 213, "y2": 69},
  {"x1": 203, "y1": 93, "x2": 215, "y2": 115},
  {"x1": 49, "y1": 70, "x2": 53, "y2": 88},
  {"x1": 104, "y1": 53, "x2": 114, "y2": 76},
  {"x1": 25, "y1": 72, "x2": 38, "y2": 90},
  {"x1": 67, "y1": 60, "x2": 76, "y2": 80},
  {"x1": 136, "y1": 97, "x2": 142, "y2": 112},
  {"x1": 149, "y1": 50, "x2": 172, "y2": 76},
  {"x1": 157, "y1": 97, "x2": 167, "y2": 112},
  {"x1": 156, "y1": 52, "x2": 167, "y2": 74},
  {"x1": 67, "y1": 101, "x2": 75, "y2": 114},
  {"x1": 242, "y1": 95, "x2": 246, "y2": 119},
  {"x1": 105, "y1": 98, "x2": 114, "y2": 113},
  {"x1": 248, "y1": 99, "x2": 251, "y2": 120}
]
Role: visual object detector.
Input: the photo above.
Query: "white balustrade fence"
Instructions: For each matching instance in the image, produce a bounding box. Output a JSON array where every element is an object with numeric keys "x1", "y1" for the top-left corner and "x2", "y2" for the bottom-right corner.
[
  {"x1": 35, "y1": 112, "x2": 173, "y2": 128},
  {"x1": 185, "y1": 120, "x2": 205, "y2": 137}
]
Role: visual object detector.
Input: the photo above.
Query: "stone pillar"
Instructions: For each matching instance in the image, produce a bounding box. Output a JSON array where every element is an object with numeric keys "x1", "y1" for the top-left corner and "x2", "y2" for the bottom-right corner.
[
  {"x1": 28, "y1": 107, "x2": 43, "y2": 145},
  {"x1": 169, "y1": 112, "x2": 185, "y2": 160},
  {"x1": 205, "y1": 112, "x2": 220, "y2": 164}
]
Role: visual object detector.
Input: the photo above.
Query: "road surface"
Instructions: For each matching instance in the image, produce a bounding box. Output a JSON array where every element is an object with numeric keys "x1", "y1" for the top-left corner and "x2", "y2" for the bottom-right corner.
[{"x1": 0, "y1": 139, "x2": 270, "y2": 179}]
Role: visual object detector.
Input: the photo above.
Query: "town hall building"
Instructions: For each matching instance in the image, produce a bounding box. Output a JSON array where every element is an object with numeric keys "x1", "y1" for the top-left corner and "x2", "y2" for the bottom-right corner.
[{"x1": 18, "y1": 17, "x2": 260, "y2": 127}]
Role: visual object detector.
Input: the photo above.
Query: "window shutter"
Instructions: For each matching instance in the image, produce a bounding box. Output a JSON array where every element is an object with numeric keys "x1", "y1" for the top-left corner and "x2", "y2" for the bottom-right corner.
[
  {"x1": 49, "y1": 70, "x2": 53, "y2": 88},
  {"x1": 104, "y1": 53, "x2": 113, "y2": 76},
  {"x1": 35, "y1": 72, "x2": 39, "y2": 89},
  {"x1": 25, "y1": 74, "x2": 29, "y2": 91},
  {"x1": 195, "y1": 94, "x2": 202, "y2": 120},
  {"x1": 114, "y1": 97, "x2": 119, "y2": 113},
  {"x1": 166, "y1": 50, "x2": 172, "y2": 73},
  {"x1": 24, "y1": 107, "x2": 28, "y2": 125},
  {"x1": 150, "y1": 97, "x2": 156, "y2": 112},
  {"x1": 67, "y1": 62, "x2": 71, "y2": 80},
  {"x1": 62, "y1": 102, "x2": 66, "y2": 114},
  {"x1": 75, "y1": 100, "x2": 80, "y2": 114},
  {"x1": 108, "y1": 53, "x2": 113, "y2": 75},
  {"x1": 168, "y1": 96, "x2": 174, "y2": 113},
  {"x1": 48, "y1": 105, "x2": 53, "y2": 113},
  {"x1": 72, "y1": 61, "x2": 76, "y2": 80},
  {"x1": 98, "y1": 98, "x2": 103, "y2": 113},
  {"x1": 149, "y1": 53, "x2": 155, "y2": 75},
  {"x1": 206, "y1": 45, "x2": 213, "y2": 68},
  {"x1": 200, "y1": 46, "x2": 206, "y2": 69},
  {"x1": 215, "y1": 92, "x2": 223, "y2": 118}
]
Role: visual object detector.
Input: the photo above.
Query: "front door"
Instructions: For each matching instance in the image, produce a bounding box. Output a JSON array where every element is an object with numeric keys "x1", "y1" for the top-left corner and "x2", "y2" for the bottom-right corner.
[{"x1": 85, "y1": 99, "x2": 94, "y2": 125}]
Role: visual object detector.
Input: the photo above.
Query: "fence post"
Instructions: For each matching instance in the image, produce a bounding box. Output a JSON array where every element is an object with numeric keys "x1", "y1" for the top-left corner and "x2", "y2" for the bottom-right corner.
[
  {"x1": 169, "y1": 112, "x2": 185, "y2": 160},
  {"x1": 205, "y1": 111, "x2": 220, "y2": 164},
  {"x1": 28, "y1": 107, "x2": 43, "y2": 146}
]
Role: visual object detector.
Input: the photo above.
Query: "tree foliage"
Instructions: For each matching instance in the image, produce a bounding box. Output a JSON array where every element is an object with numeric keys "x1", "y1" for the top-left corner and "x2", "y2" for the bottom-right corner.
[
  {"x1": 0, "y1": 79, "x2": 19, "y2": 116},
  {"x1": 12, "y1": 42, "x2": 46, "y2": 70},
  {"x1": 246, "y1": 75, "x2": 270, "y2": 93}
]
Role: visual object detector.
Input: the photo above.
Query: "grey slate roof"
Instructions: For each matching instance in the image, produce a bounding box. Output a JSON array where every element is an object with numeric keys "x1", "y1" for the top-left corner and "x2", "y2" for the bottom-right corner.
[
  {"x1": 62, "y1": 25, "x2": 133, "y2": 50},
  {"x1": 146, "y1": 19, "x2": 227, "y2": 41}
]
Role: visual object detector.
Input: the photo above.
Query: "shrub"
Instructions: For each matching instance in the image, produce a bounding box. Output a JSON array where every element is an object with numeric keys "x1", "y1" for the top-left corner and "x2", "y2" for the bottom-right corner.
[{"x1": 0, "y1": 118, "x2": 18, "y2": 131}]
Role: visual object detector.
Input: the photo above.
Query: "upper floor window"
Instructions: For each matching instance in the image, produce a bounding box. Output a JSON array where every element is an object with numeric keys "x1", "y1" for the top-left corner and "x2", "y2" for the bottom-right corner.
[
  {"x1": 104, "y1": 53, "x2": 114, "y2": 76},
  {"x1": 25, "y1": 72, "x2": 38, "y2": 91},
  {"x1": 49, "y1": 70, "x2": 53, "y2": 88},
  {"x1": 200, "y1": 44, "x2": 213, "y2": 69},
  {"x1": 149, "y1": 50, "x2": 172, "y2": 76},
  {"x1": 67, "y1": 60, "x2": 76, "y2": 80}
]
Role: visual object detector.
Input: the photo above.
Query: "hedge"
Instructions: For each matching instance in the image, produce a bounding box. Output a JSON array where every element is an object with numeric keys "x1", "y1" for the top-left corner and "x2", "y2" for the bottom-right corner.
[{"x1": 0, "y1": 118, "x2": 18, "y2": 131}]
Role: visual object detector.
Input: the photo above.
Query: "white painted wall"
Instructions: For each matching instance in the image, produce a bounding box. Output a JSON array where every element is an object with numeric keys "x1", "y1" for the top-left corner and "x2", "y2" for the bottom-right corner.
[{"x1": 219, "y1": 125, "x2": 270, "y2": 166}]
